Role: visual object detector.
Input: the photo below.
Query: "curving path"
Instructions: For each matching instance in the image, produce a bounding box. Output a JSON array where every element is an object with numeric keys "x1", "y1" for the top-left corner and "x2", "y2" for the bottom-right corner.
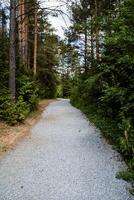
[{"x1": 0, "y1": 99, "x2": 133, "y2": 200}]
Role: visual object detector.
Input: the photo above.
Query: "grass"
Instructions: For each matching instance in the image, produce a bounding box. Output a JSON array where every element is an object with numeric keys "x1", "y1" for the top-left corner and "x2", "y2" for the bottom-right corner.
[
  {"x1": 116, "y1": 170, "x2": 134, "y2": 182},
  {"x1": 73, "y1": 102, "x2": 120, "y2": 145},
  {"x1": 116, "y1": 170, "x2": 134, "y2": 195}
]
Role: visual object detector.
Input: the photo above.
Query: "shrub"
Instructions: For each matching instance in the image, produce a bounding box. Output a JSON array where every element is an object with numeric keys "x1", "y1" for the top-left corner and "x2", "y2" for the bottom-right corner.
[
  {"x1": 15, "y1": 96, "x2": 30, "y2": 122},
  {"x1": 0, "y1": 73, "x2": 39, "y2": 125},
  {"x1": 17, "y1": 75, "x2": 39, "y2": 111}
]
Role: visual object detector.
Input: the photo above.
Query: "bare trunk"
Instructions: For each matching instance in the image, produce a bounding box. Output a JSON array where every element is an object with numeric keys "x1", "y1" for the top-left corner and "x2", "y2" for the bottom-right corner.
[
  {"x1": 9, "y1": 0, "x2": 16, "y2": 102},
  {"x1": 33, "y1": 6, "x2": 37, "y2": 75},
  {"x1": 18, "y1": 0, "x2": 29, "y2": 67},
  {"x1": 84, "y1": 23, "x2": 87, "y2": 71},
  {"x1": 91, "y1": 15, "x2": 94, "y2": 63},
  {"x1": 95, "y1": 27, "x2": 99, "y2": 60},
  {"x1": 94, "y1": 0, "x2": 99, "y2": 61}
]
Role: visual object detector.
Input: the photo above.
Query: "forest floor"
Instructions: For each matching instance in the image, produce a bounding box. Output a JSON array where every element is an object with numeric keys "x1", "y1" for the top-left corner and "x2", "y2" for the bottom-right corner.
[
  {"x1": 0, "y1": 99, "x2": 133, "y2": 200},
  {"x1": 0, "y1": 99, "x2": 55, "y2": 156}
]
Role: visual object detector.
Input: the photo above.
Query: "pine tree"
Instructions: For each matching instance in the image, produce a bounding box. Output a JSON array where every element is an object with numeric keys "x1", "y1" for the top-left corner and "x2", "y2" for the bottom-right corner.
[
  {"x1": 0, "y1": 7, "x2": 8, "y2": 89},
  {"x1": 9, "y1": 0, "x2": 16, "y2": 102}
]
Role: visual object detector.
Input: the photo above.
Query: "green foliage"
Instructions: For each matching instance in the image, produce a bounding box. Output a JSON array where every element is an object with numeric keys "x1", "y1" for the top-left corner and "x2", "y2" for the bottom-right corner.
[
  {"x1": 116, "y1": 169, "x2": 134, "y2": 195},
  {"x1": 0, "y1": 8, "x2": 9, "y2": 89},
  {"x1": 37, "y1": 22, "x2": 59, "y2": 99},
  {"x1": 71, "y1": 73, "x2": 102, "y2": 107},
  {"x1": 118, "y1": 116, "x2": 134, "y2": 163},
  {"x1": 61, "y1": 73, "x2": 72, "y2": 98},
  {"x1": 17, "y1": 74, "x2": 39, "y2": 111},
  {"x1": 83, "y1": 0, "x2": 134, "y2": 162},
  {"x1": 38, "y1": 69, "x2": 57, "y2": 98},
  {"x1": 15, "y1": 96, "x2": 30, "y2": 121},
  {"x1": 116, "y1": 170, "x2": 134, "y2": 186},
  {"x1": 0, "y1": 91, "x2": 30, "y2": 125},
  {"x1": 57, "y1": 85, "x2": 62, "y2": 98},
  {"x1": 0, "y1": 68, "x2": 39, "y2": 124},
  {"x1": 37, "y1": 82, "x2": 47, "y2": 99},
  {"x1": 0, "y1": 6, "x2": 59, "y2": 125},
  {"x1": 0, "y1": 91, "x2": 14, "y2": 124},
  {"x1": 71, "y1": 0, "x2": 134, "y2": 191}
]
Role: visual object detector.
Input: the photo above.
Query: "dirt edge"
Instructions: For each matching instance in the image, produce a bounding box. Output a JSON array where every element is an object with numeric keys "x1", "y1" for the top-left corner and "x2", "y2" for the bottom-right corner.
[{"x1": 0, "y1": 99, "x2": 56, "y2": 157}]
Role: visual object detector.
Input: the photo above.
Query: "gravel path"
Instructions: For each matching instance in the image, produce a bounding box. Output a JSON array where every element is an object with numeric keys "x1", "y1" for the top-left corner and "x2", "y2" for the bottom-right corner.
[{"x1": 0, "y1": 99, "x2": 133, "y2": 200}]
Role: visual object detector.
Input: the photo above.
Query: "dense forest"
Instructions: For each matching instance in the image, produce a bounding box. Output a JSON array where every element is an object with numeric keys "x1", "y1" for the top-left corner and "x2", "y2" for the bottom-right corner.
[
  {"x1": 0, "y1": 0, "x2": 134, "y2": 193},
  {"x1": 69, "y1": 0, "x2": 134, "y2": 191},
  {"x1": 0, "y1": 0, "x2": 63, "y2": 124}
]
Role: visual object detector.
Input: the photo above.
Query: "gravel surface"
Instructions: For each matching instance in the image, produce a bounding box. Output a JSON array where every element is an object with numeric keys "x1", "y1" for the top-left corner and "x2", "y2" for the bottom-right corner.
[{"x1": 0, "y1": 99, "x2": 133, "y2": 200}]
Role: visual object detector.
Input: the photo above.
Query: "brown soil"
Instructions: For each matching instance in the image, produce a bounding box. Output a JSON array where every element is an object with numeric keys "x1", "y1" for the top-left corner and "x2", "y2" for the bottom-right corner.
[{"x1": 0, "y1": 99, "x2": 56, "y2": 156}]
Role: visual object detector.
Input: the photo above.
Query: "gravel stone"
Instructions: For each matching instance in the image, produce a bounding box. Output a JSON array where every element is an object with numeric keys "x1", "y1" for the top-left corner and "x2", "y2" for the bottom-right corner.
[{"x1": 0, "y1": 99, "x2": 133, "y2": 200}]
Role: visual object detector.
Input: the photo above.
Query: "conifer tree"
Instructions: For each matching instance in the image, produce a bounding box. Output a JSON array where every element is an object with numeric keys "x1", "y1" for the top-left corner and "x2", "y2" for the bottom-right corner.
[{"x1": 9, "y1": 0, "x2": 16, "y2": 102}]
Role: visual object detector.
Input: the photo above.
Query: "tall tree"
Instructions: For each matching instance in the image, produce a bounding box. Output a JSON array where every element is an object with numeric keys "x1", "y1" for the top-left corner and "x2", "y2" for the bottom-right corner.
[
  {"x1": 0, "y1": 6, "x2": 8, "y2": 88},
  {"x1": 33, "y1": 3, "x2": 38, "y2": 75},
  {"x1": 18, "y1": 0, "x2": 29, "y2": 67},
  {"x1": 9, "y1": 0, "x2": 16, "y2": 102}
]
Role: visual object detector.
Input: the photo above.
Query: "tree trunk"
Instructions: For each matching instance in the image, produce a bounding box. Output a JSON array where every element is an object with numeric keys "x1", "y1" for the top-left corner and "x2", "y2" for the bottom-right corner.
[
  {"x1": 95, "y1": 27, "x2": 99, "y2": 60},
  {"x1": 94, "y1": 0, "x2": 99, "y2": 61},
  {"x1": 18, "y1": 0, "x2": 29, "y2": 67},
  {"x1": 84, "y1": 23, "x2": 88, "y2": 71},
  {"x1": 91, "y1": 14, "x2": 94, "y2": 64},
  {"x1": 33, "y1": 6, "x2": 37, "y2": 75},
  {"x1": 9, "y1": 0, "x2": 16, "y2": 102}
]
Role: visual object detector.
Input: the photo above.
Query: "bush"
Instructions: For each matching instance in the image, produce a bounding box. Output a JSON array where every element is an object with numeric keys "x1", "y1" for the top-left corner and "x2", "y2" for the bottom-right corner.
[
  {"x1": 15, "y1": 96, "x2": 30, "y2": 121},
  {"x1": 0, "y1": 73, "x2": 39, "y2": 125},
  {"x1": 0, "y1": 91, "x2": 16, "y2": 124},
  {"x1": 0, "y1": 92, "x2": 30, "y2": 125},
  {"x1": 71, "y1": 71, "x2": 134, "y2": 177},
  {"x1": 37, "y1": 82, "x2": 47, "y2": 99},
  {"x1": 71, "y1": 73, "x2": 102, "y2": 107},
  {"x1": 17, "y1": 75, "x2": 39, "y2": 111},
  {"x1": 38, "y1": 68, "x2": 57, "y2": 98}
]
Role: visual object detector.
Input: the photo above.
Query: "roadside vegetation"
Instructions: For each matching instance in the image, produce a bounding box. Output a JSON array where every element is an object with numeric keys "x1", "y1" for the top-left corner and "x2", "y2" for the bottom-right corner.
[
  {"x1": 67, "y1": 0, "x2": 134, "y2": 193},
  {"x1": 0, "y1": 99, "x2": 55, "y2": 155},
  {"x1": 0, "y1": 1, "x2": 61, "y2": 125}
]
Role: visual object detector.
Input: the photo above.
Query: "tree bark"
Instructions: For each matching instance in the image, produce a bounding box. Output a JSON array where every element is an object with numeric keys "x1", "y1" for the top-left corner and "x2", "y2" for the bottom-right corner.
[
  {"x1": 18, "y1": 0, "x2": 29, "y2": 67},
  {"x1": 91, "y1": 14, "x2": 94, "y2": 64},
  {"x1": 94, "y1": 0, "x2": 99, "y2": 61},
  {"x1": 33, "y1": 6, "x2": 37, "y2": 75},
  {"x1": 84, "y1": 22, "x2": 88, "y2": 71},
  {"x1": 9, "y1": 0, "x2": 16, "y2": 102}
]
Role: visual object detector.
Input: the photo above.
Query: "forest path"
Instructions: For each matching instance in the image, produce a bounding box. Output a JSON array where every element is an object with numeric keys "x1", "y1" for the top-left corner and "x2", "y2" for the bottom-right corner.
[{"x1": 0, "y1": 99, "x2": 133, "y2": 200}]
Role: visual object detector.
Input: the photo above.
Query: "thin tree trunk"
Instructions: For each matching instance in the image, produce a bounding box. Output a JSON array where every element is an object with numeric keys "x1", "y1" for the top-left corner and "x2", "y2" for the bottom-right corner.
[
  {"x1": 33, "y1": 6, "x2": 37, "y2": 75},
  {"x1": 95, "y1": 27, "x2": 99, "y2": 60},
  {"x1": 94, "y1": 0, "x2": 99, "y2": 61},
  {"x1": 84, "y1": 23, "x2": 87, "y2": 71},
  {"x1": 91, "y1": 14, "x2": 94, "y2": 64},
  {"x1": 9, "y1": 0, "x2": 16, "y2": 102}
]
